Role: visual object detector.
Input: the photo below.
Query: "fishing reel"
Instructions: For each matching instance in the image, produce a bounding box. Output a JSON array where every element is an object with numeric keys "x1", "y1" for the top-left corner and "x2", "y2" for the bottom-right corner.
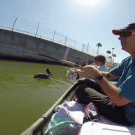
[{"x1": 67, "y1": 70, "x2": 79, "y2": 80}]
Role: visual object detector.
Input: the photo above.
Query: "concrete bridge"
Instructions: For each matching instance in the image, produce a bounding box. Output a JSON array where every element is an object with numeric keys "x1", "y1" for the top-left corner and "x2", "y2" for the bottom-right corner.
[{"x1": 0, "y1": 28, "x2": 94, "y2": 65}]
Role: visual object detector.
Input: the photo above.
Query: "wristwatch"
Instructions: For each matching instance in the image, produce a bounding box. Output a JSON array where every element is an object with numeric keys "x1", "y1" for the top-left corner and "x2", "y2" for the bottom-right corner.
[{"x1": 96, "y1": 75, "x2": 103, "y2": 80}]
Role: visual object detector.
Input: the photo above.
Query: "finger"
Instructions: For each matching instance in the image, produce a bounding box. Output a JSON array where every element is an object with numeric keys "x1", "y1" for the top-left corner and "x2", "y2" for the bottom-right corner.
[{"x1": 77, "y1": 70, "x2": 84, "y2": 77}]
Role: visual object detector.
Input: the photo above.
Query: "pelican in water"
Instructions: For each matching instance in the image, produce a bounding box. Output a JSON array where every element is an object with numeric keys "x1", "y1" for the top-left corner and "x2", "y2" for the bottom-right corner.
[{"x1": 33, "y1": 68, "x2": 53, "y2": 79}]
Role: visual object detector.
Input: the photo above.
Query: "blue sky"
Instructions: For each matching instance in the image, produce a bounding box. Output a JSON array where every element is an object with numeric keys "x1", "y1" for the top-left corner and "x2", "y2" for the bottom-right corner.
[{"x1": 0, "y1": 0, "x2": 135, "y2": 63}]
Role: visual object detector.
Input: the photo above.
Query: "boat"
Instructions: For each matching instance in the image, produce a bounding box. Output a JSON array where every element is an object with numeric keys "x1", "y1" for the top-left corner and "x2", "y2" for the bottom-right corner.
[{"x1": 21, "y1": 79, "x2": 135, "y2": 135}]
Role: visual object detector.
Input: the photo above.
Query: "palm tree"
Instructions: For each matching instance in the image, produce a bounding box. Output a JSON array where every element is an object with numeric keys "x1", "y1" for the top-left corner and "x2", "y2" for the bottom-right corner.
[
  {"x1": 112, "y1": 54, "x2": 116, "y2": 62},
  {"x1": 108, "y1": 56, "x2": 112, "y2": 62},
  {"x1": 96, "y1": 43, "x2": 102, "y2": 55},
  {"x1": 106, "y1": 50, "x2": 111, "y2": 60}
]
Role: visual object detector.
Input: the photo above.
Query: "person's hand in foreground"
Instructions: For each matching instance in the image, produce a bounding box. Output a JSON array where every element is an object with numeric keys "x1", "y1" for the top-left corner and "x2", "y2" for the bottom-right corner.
[{"x1": 76, "y1": 65, "x2": 102, "y2": 79}]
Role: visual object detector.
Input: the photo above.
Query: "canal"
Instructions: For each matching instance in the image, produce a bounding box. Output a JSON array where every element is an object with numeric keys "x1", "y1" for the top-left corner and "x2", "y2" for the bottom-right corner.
[{"x1": 0, "y1": 59, "x2": 73, "y2": 135}]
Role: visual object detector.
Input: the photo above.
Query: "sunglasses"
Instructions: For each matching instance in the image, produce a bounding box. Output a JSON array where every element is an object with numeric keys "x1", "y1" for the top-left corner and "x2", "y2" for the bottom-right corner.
[{"x1": 119, "y1": 31, "x2": 132, "y2": 38}]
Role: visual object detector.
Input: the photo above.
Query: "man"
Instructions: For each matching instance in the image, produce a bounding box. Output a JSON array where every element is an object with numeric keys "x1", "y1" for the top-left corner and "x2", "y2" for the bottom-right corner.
[{"x1": 75, "y1": 23, "x2": 135, "y2": 125}]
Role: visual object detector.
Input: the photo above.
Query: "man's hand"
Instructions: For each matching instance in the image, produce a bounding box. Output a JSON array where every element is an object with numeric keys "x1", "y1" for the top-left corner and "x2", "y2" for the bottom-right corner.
[{"x1": 77, "y1": 65, "x2": 102, "y2": 79}]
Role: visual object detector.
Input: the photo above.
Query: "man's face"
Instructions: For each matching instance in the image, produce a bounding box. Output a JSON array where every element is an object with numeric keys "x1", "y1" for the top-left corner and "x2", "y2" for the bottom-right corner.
[{"x1": 118, "y1": 30, "x2": 135, "y2": 55}]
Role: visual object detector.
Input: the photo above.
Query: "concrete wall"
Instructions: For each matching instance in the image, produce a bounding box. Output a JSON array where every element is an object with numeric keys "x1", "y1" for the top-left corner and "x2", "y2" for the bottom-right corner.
[{"x1": 0, "y1": 29, "x2": 94, "y2": 65}]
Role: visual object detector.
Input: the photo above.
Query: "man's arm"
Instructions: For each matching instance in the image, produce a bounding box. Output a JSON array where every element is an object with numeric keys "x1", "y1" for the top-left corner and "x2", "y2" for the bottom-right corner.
[
  {"x1": 98, "y1": 76, "x2": 131, "y2": 106},
  {"x1": 101, "y1": 71, "x2": 120, "y2": 81},
  {"x1": 77, "y1": 65, "x2": 131, "y2": 106}
]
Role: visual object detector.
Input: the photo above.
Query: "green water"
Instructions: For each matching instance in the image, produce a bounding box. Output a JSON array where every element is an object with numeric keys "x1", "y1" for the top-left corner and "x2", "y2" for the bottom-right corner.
[{"x1": 0, "y1": 60, "x2": 72, "y2": 135}]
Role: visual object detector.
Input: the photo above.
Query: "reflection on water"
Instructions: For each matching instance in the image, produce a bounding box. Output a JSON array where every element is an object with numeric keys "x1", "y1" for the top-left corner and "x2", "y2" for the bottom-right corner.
[{"x1": 0, "y1": 60, "x2": 72, "y2": 135}]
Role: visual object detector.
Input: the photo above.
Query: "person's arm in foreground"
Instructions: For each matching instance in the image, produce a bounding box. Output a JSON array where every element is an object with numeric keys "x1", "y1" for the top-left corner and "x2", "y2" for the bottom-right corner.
[
  {"x1": 77, "y1": 65, "x2": 131, "y2": 106},
  {"x1": 101, "y1": 71, "x2": 119, "y2": 81},
  {"x1": 72, "y1": 67, "x2": 120, "y2": 81}
]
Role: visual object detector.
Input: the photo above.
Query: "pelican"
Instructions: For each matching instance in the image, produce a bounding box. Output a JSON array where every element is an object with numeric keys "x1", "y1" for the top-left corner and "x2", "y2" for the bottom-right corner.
[{"x1": 33, "y1": 68, "x2": 53, "y2": 79}]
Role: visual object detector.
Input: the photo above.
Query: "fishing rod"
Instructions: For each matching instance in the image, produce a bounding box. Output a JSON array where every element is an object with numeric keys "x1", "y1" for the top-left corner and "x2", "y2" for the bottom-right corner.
[{"x1": 0, "y1": 41, "x2": 81, "y2": 68}]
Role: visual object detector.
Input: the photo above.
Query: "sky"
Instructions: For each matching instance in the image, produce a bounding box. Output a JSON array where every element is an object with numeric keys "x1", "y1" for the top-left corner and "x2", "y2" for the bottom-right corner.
[{"x1": 0, "y1": 0, "x2": 135, "y2": 63}]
